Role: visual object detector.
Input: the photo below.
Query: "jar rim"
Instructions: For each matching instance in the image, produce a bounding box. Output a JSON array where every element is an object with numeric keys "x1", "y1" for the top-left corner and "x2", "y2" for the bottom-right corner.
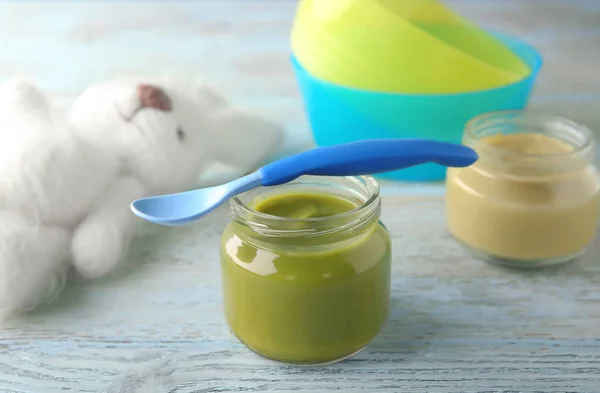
[
  {"x1": 229, "y1": 175, "x2": 381, "y2": 237},
  {"x1": 464, "y1": 110, "x2": 594, "y2": 160}
]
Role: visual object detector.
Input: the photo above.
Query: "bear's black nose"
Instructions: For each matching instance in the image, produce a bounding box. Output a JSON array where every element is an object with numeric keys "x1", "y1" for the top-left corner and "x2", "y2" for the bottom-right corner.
[{"x1": 137, "y1": 84, "x2": 172, "y2": 112}]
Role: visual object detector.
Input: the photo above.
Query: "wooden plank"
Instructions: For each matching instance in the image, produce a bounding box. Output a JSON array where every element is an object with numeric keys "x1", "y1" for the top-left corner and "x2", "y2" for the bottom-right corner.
[{"x1": 1, "y1": 196, "x2": 599, "y2": 392}]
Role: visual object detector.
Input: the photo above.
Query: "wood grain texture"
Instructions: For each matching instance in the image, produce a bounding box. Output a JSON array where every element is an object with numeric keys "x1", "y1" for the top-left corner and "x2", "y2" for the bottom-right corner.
[
  {"x1": 2, "y1": 198, "x2": 600, "y2": 392},
  {"x1": 0, "y1": 0, "x2": 599, "y2": 392}
]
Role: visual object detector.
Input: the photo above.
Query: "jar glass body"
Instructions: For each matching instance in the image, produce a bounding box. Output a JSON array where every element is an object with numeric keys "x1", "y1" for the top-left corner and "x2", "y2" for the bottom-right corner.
[
  {"x1": 220, "y1": 176, "x2": 391, "y2": 365},
  {"x1": 446, "y1": 111, "x2": 600, "y2": 267}
]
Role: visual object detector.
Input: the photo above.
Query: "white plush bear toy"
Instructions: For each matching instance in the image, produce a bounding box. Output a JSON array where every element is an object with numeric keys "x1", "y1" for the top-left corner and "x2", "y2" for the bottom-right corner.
[{"x1": 0, "y1": 77, "x2": 283, "y2": 319}]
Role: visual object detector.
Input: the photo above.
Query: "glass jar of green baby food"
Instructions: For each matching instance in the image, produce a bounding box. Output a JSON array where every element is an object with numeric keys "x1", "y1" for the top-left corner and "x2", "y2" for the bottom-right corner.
[{"x1": 220, "y1": 175, "x2": 391, "y2": 365}]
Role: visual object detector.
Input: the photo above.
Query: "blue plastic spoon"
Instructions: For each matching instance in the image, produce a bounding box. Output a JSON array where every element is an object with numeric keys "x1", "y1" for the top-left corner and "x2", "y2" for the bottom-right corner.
[{"x1": 131, "y1": 138, "x2": 478, "y2": 226}]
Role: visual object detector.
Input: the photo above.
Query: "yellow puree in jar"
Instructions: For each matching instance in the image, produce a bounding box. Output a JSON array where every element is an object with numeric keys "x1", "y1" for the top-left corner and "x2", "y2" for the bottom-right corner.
[
  {"x1": 446, "y1": 132, "x2": 600, "y2": 261},
  {"x1": 220, "y1": 193, "x2": 391, "y2": 364}
]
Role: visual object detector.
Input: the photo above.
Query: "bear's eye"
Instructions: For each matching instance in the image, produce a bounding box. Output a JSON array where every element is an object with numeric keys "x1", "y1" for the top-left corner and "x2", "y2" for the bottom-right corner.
[{"x1": 176, "y1": 127, "x2": 185, "y2": 142}]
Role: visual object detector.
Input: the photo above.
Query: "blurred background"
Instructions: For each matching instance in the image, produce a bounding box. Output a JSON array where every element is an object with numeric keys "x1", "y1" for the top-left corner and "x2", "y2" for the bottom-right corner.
[{"x1": 0, "y1": 0, "x2": 598, "y2": 161}]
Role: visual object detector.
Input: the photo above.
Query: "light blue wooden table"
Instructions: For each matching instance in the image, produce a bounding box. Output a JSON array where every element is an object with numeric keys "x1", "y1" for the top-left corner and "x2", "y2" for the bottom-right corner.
[{"x1": 1, "y1": 1, "x2": 599, "y2": 392}]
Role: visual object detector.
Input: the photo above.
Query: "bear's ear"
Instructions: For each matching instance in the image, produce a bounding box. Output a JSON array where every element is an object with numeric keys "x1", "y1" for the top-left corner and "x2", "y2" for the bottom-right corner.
[
  {"x1": 0, "y1": 79, "x2": 50, "y2": 111},
  {"x1": 0, "y1": 79, "x2": 54, "y2": 123},
  {"x1": 137, "y1": 84, "x2": 172, "y2": 112}
]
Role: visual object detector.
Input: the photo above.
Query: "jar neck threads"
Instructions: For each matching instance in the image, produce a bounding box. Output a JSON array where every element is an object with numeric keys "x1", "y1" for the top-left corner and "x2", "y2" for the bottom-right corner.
[
  {"x1": 229, "y1": 176, "x2": 382, "y2": 247},
  {"x1": 464, "y1": 111, "x2": 595, "y2": 176}
]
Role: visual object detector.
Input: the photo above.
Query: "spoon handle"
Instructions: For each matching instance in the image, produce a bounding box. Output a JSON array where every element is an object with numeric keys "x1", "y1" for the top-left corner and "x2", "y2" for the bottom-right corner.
[{"x1": 258, "y1": 138, "x2": 478, "y2": 186}]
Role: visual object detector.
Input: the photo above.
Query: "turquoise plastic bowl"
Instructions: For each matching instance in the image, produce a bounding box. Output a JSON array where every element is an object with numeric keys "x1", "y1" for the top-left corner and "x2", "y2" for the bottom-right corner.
[{"x1": 292, "y1": 31, "x2": 543, "y2": 181}]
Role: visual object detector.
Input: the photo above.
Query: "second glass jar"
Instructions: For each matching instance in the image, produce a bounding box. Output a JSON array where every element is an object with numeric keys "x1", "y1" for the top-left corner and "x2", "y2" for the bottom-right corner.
[{"x1": 446, "y1": 111, "x2": 600, "y2": 268}]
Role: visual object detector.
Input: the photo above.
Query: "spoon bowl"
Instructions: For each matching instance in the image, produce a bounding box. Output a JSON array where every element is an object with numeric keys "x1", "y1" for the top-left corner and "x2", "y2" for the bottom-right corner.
[{"x1": 131, "y1": 173, "x2": 262, "y2": 226}]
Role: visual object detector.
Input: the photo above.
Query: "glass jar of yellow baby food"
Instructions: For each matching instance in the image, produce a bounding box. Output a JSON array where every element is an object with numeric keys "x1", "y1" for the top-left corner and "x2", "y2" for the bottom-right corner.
[
  {"x1": 220, "y1": 175, "x2": 391, "y2": 365},
  {"x1": 446, "y1": 111, "x2": 600, "y2": 268}
]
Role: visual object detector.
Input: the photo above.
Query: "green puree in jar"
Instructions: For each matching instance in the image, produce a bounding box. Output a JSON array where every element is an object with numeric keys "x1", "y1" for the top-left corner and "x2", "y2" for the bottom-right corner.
[
  {"x1": 255, "y1": 192, "x2": 357, "y2": 219},
  {"x1": 220, "y1": 192, "x2": 391, "y2": 364}
]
